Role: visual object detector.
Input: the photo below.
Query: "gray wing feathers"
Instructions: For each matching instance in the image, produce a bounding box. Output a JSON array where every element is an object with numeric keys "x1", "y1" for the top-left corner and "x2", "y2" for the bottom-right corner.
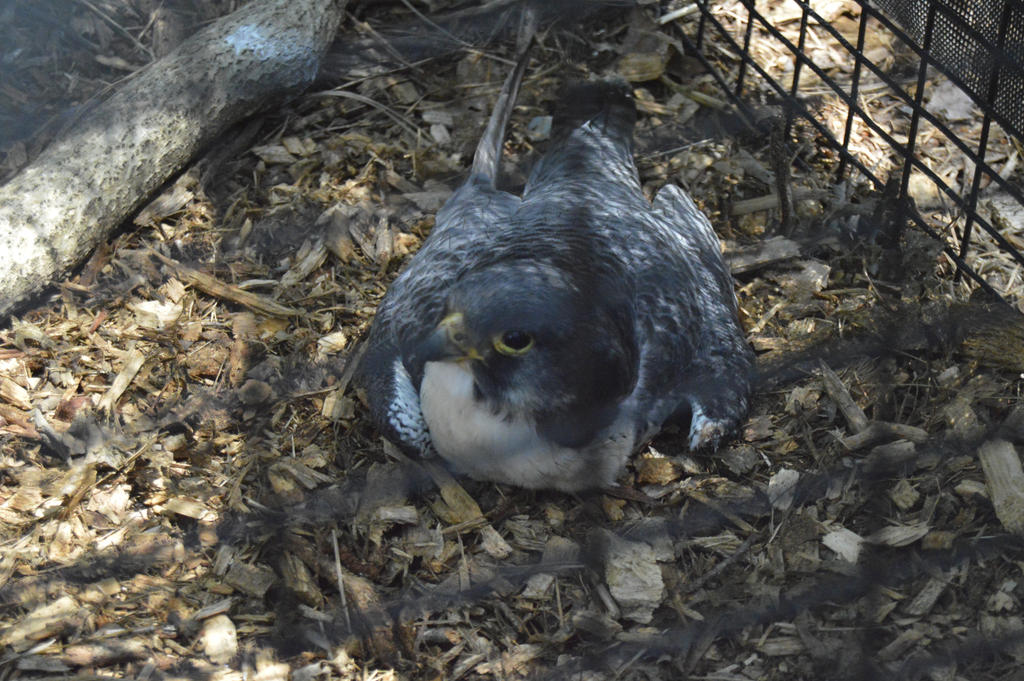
[
  {"x1": 636, "y1": 186, "x2": 753, "y2": 446},
  {"x1": 653, "y1": 184, "x2": 723, "y2": 260}
]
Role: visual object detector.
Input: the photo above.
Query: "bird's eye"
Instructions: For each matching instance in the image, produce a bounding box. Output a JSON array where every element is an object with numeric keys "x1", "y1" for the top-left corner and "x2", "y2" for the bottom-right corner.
[{"x1": 493, "y1": 330, "x2": 534, "y2": 356}]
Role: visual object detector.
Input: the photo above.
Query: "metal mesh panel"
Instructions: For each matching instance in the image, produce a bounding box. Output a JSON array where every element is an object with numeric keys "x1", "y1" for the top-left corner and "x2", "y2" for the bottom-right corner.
[
  {"x1": 675, "y1": 0, "x2": 1024, "y2": 306},
  {"x1": 874, "y1": 0, "x2": 1024, "y2": 140}
]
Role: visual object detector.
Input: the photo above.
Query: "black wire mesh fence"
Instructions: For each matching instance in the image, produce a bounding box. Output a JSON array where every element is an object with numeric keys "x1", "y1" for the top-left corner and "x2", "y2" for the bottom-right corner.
[{"x1": 675, "y1": 0, "x2": 1024, "y2": 305}]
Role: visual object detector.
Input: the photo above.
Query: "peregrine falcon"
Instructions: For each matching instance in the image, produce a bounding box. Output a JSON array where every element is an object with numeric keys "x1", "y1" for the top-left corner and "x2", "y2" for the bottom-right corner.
[{"x1": 355, "y1": 45, "x2": 753, "y2": 491}]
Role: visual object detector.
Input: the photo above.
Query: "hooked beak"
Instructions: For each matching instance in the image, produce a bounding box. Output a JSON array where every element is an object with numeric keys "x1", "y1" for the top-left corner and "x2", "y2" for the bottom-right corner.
[{"x1": 417, "y1": 312, "x2": 484, "y2": 363}]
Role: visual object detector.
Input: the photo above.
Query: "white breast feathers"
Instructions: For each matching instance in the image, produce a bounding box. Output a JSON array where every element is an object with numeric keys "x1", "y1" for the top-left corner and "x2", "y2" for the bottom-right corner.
[{"x1": 419, "y1": 361, "x2": 633, "y2": 491}]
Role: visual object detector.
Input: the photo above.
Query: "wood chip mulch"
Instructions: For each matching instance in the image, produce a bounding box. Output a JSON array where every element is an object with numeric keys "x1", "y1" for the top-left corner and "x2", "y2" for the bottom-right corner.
[{"x1": 2, "y1": 2, "x2": 1024, "y2": 680}]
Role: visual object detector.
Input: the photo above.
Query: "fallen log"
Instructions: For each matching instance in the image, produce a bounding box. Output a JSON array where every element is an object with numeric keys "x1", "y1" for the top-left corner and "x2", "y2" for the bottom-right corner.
[{"x1": 0, "y1": 0, "x2": 346, "y2": 320}]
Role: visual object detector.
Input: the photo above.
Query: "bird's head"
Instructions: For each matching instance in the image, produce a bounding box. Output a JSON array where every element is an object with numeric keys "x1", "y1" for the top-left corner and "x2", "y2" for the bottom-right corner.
[{"x1": 413, "y1": 261, "x2": 638, "y2": 445}]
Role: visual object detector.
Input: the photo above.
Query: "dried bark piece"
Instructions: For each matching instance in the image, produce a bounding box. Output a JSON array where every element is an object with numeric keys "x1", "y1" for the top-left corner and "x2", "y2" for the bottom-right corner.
[
  {"x1": 335, "y1": 566, "x2": 400, "y2": 663},
  {"x1": 229, "y1": 312, "x2": 259, "y2": 385}
]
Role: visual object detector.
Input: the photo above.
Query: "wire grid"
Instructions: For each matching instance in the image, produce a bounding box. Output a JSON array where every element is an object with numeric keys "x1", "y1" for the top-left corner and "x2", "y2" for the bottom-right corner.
[{"x1": 674, "y1": 0, "x2": 1024, "y2": 304}]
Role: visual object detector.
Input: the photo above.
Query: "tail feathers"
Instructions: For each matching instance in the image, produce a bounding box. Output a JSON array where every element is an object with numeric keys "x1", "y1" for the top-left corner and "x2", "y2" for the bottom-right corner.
[
  {"x1": 552, "y1": 79, "x2": 636, "y2": 143},
  {"x1": 469, "y1": 7, "x2": 537, "y2": 182}
]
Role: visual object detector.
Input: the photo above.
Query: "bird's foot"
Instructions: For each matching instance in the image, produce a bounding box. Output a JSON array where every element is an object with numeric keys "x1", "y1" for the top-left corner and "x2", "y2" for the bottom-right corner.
[{"x1": 688, "y1": 409, "x2": 727, "y2": 451}]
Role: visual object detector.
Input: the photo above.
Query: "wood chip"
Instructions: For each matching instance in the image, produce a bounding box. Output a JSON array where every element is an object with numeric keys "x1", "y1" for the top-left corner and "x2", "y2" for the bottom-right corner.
[
  {"x1": 237, "y1": 379, "x2": 273, "y2": 405},
  {"x1": 317, "y1": 330, "x2": 348, "y2": 354},
  {"x1": 149, "y1": 249, "x2": 300, "y2": 317},
  {"x1": 0, "y1": 376, "x2": 31, "y2": 410},
  {"x1": 572, "y1": 609, "x2": 623, "y2": 638},
  {"x1": 840, "y1": 422, "x2": 929, "y2": 450},
  {"x1": 280, "y1": 238, "x2": 328, "y2": 288},
  {"x1": 681, "y1": 485, "x2": 756, "y2": 534},
  {"x1": 97, "y1": 348, "x2": 146, "y2": 413},
  {"x1": 318, "y1": 204, "x2": 359, "y2": 263},
  {"x1": 866, "y1": 522, "x2": 930, "y2": 547},
  {"x1": 978, "y1": 439, "x2": 1024, "y2": 534},
  {"x1": 759, "y1": 636, "x2": 805, "y2": 656},
  {"x1": 128, "y1": 299, "x2": 183, "y2": 330},
  {"x1": 767, "y1": 468, "x2": 799, "y2": 510},
  {"x1": 603, "y1": 531, "x2": 665, "y2": 624},
  {"x1": 889, "y1": 479, "x2": 920, "y2": 511},
  {"x1": 134, "y1": 178, "x2": 194, "y2": 227},
  {"x1": 729, "y1": 188, "x2": 831, "y2": 215},
  {"x1": 201, "y1": 614, "x2": 238, "y2": 664},
  {"x1": 163, "y1": 496, "x2": 211, "y2": 521},
  {"x1": 903, "y1": 575, "x2": 948, "y2": 616},
  {"x1": 822, "y1": 527, "x2": 864, "y2": 562},
  {"x1": 280, "y1": 553, "x2": 322, "y2": 607},
  {"x1": 863, "y1": 440, "x2": 918, "y2": 473},
  {"x1": 521, "y1": 572, "x2": 554, "y2": 599},
  {"x1": 252, "y1": 144, "x2": 298, "y2": 164},
  {"x1": 479, "y1": 524, "x2": 513, "y2": 560},
  {"x1": 635, "y1": 455, "x2": 682, "y2": 485},
  {"x1": 224, "y1": 561, "x2": 276, "y2": 597},
  {"x1": 337, "y1": 567, "x2": 400, "y2": 661},
  {"x1": 818, "y1": 361, "x2": 868, "y2": 433},
  {"x1": 876, "y1": 628, "x2": 924, "y2": 662},
  {"x1": 954, "y1": 479, "x2": 988, "y2": 499},
  {"x1": 64, "y1": 639, "x2": 148, "y2": 667},
  {"x1": 725, "y1": 236, "x2": 802, "y2": 274},
  {"x1": 421, "y1": 460, "x2": 484, "y2": 526},
  {"x1": 474, "y1": 643, "x2": 542, "y2": 675},
  {"x1": 618, "y1": 52, "x2": 667, "y2": 82},
  {"x1": 1, "y1": 595, "x2": 82, "y2": 649}
]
